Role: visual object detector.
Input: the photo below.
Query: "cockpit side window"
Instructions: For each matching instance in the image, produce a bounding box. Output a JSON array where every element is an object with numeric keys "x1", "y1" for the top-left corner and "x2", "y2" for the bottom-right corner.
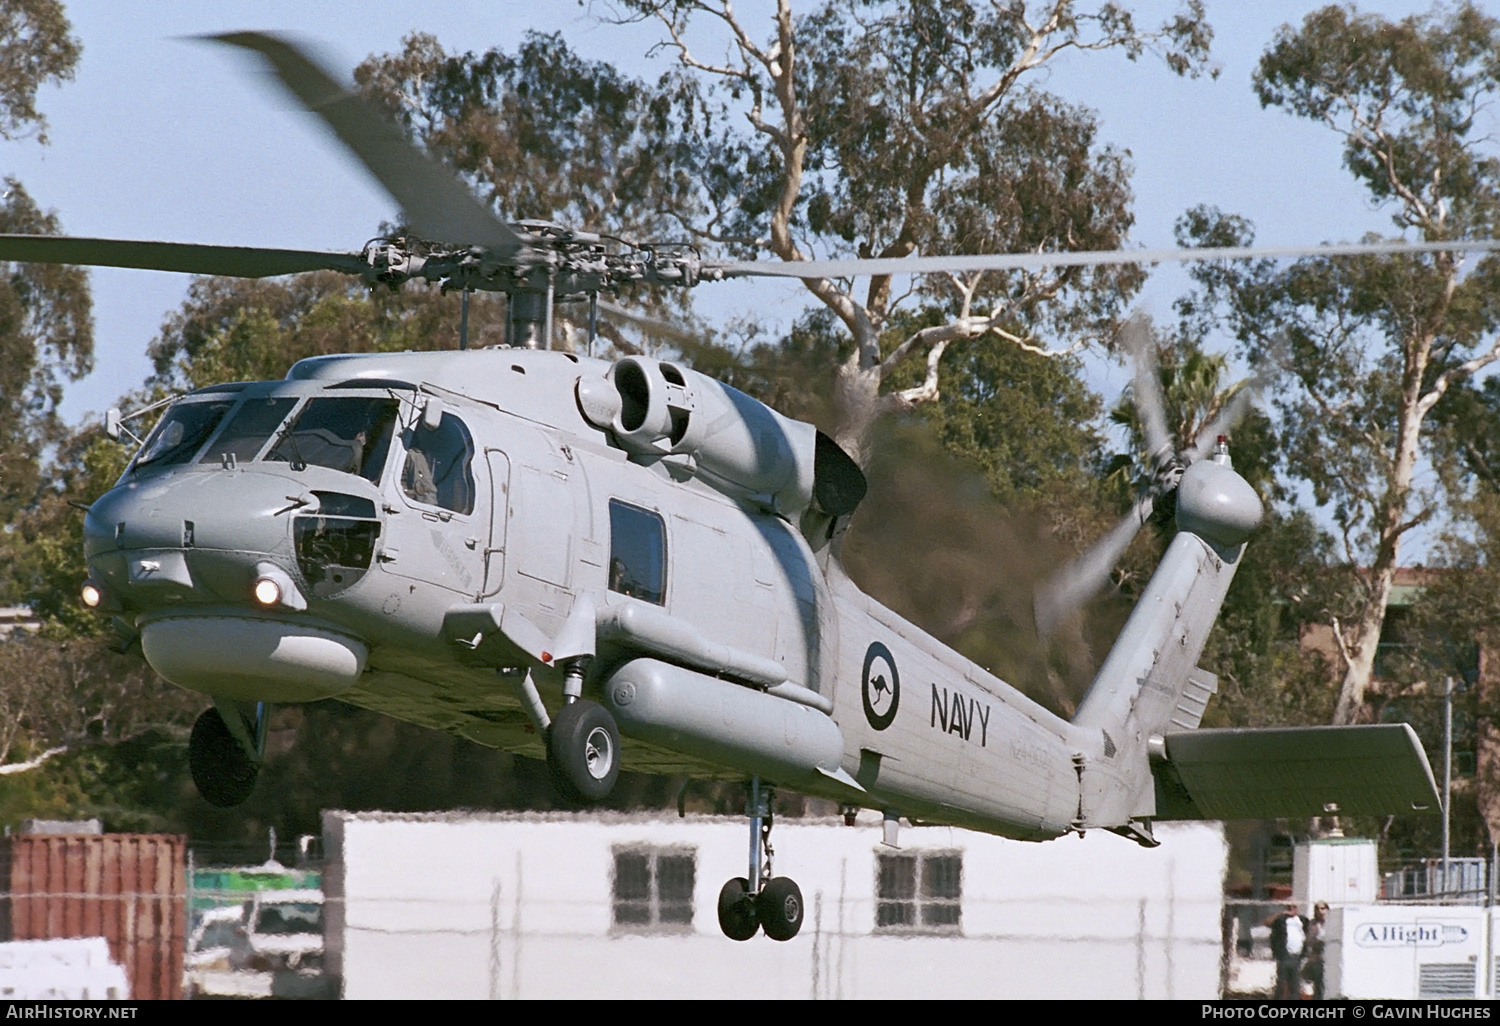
[
  {"x1": 134, "y1": 400, "x2": 234, "y2": 469},
  {"x1": 267, "y1": 397, "x2": 398, "y2": 483},
  {"x1": 608, "y1": 499, "x2": 666, "y2": 605},
  {"x1": 400, "y1": 412, "x2": 476, "y2": 514},
  {"x1": 198, "y1": 397, "x2": 299, "y2": 465}
]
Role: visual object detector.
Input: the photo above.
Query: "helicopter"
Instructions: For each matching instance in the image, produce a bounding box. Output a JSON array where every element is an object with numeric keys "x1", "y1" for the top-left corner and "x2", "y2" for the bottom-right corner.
[{"x1": 0, "y1": 33, "x2": 1459, "y2": 943}]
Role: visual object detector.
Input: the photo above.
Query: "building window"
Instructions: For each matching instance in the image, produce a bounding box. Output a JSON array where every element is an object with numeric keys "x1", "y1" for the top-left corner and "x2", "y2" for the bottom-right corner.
[
  {"x1": 876, "y1": 851, "x2": 962, "y2": 932},
  {"x1": 612, "y1": 847, "x2": 695, "y2": 931},
  {"x1": 607, "y1": 499, "x2": 666, "y2": 604}
]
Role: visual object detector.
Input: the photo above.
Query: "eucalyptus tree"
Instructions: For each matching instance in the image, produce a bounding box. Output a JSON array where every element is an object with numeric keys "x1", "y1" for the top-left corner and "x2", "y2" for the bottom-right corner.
[
  {"x1": 1178, "y1": 2, "x2": 1500, "y2": 725},
  {"x1": 615, "y1": 0, "x2": 1214, "y2": 461},
  {"x1": 0, "y1": 0, "x2": 88, "y2": 566},
  {"x1": 0, "y1": 0, "x2": 79, "y2": 144}
]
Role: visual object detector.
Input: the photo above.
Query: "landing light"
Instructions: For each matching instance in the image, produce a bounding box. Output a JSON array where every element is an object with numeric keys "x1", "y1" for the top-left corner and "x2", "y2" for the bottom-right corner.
[
  {"x1": 250, "y1": 562, "x2": 308, "y2": 611},
  {"x1": 253, "y1": 577, "x2": 282, "y2": 607},
  {"x1": 80, "y1": 582, "x2": 102, "y2": 609}
]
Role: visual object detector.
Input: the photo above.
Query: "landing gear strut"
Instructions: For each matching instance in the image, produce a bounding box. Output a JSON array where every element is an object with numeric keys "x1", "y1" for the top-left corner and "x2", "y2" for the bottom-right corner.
[
  {"x1": 717, "y1": 777, "x2": 803, "y2": 942},
  {"x1": 189, "y1": 702, "x2": 266, "y2": 808}
]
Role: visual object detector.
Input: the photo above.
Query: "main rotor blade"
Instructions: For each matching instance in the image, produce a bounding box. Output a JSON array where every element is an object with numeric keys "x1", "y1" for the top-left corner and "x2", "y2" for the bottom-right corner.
[
  {"x1": 709, "y1": 238, "x2": 1500, "y2": 279},
  {"x1": 595, "y1": 300, "x2": 703, "y2": 346},
  {"x1": 1034, "y1": 494, "x2": 1154, "y2": 641},
  {"x1": 0, "y1": 234, "x2": 368, "y2": 278},
  {"x1": 211, "y1": 32, "x2": 523, "y2": 257}
]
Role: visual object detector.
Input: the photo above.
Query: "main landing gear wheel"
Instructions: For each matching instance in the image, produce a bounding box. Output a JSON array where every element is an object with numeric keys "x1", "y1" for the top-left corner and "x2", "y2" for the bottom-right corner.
[
  {"x1": 547, "y1": 700, "x2": 621, "y2": 803},
  {"x1": 189, "y1": 708, "x2": 259, "y2": 808},
  {"x1": 717, "y1": 878, "x2": 760, "y2": 941},
  {"x1": 717, "y1": 777, "x2": 804, "y2": 941},
  {"x1": 757, "y1": 877, "x2": 804, "y2": 941}
]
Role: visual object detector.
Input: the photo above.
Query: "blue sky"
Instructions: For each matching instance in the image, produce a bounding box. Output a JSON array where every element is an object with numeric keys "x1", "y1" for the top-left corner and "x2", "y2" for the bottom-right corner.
[{"x1": 2, "y1": 1, "x2": 1460, "y2": 427}]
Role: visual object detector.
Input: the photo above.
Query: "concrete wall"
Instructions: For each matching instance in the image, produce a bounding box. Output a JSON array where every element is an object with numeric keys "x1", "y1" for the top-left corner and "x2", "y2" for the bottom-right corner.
[{"x1": 324, "y1": 811, "x2": 1226, "y2": 999}]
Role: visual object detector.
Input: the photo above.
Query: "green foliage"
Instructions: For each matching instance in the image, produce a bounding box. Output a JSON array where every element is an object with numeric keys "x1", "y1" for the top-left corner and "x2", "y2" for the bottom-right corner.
[
  {"x1": 0, "y1": 179, "x2": 93, "y2": 527},
  {"x1": 793, "y1": 22, "x2": 1147, "y2": 334},
  {"x1": 1255, "y1": 3, "x2": 1500, "y2": 234},
  {"x1": 0, "y1": 731, "x2": 191, "y2": 834},
  {"x1": 1202, "y1": 510, "x2": 1346, "y2": 729},
  {"x1": 146, "y1": 273, "x2": 503, "y2": 392},
  {"x1": 0, "y1": 634, "x2": 198, "y2": 831},
  {"x1": 1175, "y1": 4, "x2": 1500, "y2": 727},
  {"x1": 355, "y1": 31, "x2": 707, "y2": 238},
  {"x1": 1430, "y1": 373, "x2": 1500, "y2": 494},
  {"x1": 0, "y1": 0, "x2": 80, "y2": 144},
  {"x1": 1181, "y1": 1, "x2": 1500, "y2": 553},
  {"x1": 2, "y1": 434, "x2": 129, "y2": 632},
  {"x1": 917, "y1": 321, "x2": 1106, "y2": 507},
  {"x1": 649, "y1": 0, "x2": 1209, "y2": 342}
]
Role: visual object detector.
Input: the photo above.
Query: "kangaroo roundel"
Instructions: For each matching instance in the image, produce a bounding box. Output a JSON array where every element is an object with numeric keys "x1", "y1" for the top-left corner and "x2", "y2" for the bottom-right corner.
[{"x1": 862, "y1": 642, "x2": 900, "y2": 731}]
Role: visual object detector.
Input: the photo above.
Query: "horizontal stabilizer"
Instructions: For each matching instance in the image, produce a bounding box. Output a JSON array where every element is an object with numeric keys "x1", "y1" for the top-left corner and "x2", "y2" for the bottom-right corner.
[{"x1": 1153, "y1": 724, "x2": 1439, "y2": 821}]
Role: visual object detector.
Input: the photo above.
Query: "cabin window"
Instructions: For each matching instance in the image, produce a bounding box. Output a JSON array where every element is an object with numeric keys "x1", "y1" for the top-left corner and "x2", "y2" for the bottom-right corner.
[
  {"x1": 198, "y1": 396, "x2": 298, "y2": 465},
  {"x1": 875, "y1": 851, "x2": 962, "y2": 933},
  {"x1": 267, "y1": 396, "x2": 399, "y2": 483},
  {"x1": 612, "y1": 847, "x2": 695, "y2": 931},
  {"x1": 134, "y1": 399, "x2": 235, "y2": 469},
  {"x1": 607, "y1": 500, "x2": 666, "y2": 605},
  {"x1": 400, "y1": 412, "x2": 476, "y2": 515}
]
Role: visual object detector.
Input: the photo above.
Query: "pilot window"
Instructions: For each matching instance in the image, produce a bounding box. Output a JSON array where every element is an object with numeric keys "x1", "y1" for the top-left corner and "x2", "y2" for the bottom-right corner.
[
  {"x1": 198, "y1": 396, "x2": 298, "y2": 465},
  {"x1": 608, "y1": 500, "x2": 666, "y2": 605},
  {"x1": 134, "y1": 399, "x2": 234, "y2": 469},
  {"x1": 876, "y1": 851, "x2": 962, "y2": 932},
  {"x1": 400, "y1": 412, "x2": 476, "y2": 515},
  {"x1": 612, "y1": 847, "x2": 695, "y2": 931},
  {"x1": 266, "y1": 397, "x2": 398, "y2": 483}
]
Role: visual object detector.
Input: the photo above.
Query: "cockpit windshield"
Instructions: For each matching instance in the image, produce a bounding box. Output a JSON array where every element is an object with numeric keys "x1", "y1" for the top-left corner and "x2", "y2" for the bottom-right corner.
[
  {"x1": 134, "y1": 400, "x2": 234, "y2": 469},
  {"x1": 197, "y1": 396, "x2": 299, "y2": 466},
  {"x1": 266, "y1": 397, "x2": 399, "y2": 483}
]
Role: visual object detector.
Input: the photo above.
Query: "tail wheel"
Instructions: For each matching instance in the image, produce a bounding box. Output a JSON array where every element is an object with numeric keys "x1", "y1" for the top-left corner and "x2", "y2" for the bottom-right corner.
[
  {"x1": 756, "y1": 877, "x2": 804, "y2": 941},
  {"x1": 189, "y1": 708, "x2": 259, "y2": 808},
  {"x1": 547, "y1": 700, "x2": 621, "y2": 803},
  {"x1": 717, "y1": 877, "x2": 760, "y2": 941}
]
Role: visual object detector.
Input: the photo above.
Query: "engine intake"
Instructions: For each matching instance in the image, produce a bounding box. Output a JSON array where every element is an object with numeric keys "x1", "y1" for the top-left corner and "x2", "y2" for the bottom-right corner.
[{"x1": 580, "y1": 355, "x2": 843, "y2": 514}]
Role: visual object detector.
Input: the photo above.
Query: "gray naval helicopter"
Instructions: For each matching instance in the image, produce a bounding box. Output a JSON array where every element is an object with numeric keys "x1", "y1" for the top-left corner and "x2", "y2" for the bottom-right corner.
[{"x1": 2, "y1": 34, "x2": 1459, "y2": 943}]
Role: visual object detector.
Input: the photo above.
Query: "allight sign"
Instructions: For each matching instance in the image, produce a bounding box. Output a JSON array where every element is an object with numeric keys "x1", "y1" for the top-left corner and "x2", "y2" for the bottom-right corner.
[{"x1": 1356, "y1": 922, "x2": 1469, "y2": 948}]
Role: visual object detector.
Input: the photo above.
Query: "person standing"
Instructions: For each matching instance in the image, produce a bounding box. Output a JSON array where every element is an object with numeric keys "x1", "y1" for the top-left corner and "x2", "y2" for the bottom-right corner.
[
  {"x1": 1267, "y1": 903, "x2": 1309, "y2": 1000},
  {"x1": 1302, "y1": 902, "x2": 1329, "y2": 1000}
]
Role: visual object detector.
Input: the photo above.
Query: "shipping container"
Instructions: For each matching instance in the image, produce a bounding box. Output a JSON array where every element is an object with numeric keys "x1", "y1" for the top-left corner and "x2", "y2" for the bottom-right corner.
[{"x1": 0, "y1": 834, "x2": 187, "y2": 1000}]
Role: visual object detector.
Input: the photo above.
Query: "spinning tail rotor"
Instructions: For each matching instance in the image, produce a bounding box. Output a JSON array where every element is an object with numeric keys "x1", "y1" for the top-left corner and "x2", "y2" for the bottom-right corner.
[{"x1": 1033, "y1": 314, "x2": 1266, "y2": 641}]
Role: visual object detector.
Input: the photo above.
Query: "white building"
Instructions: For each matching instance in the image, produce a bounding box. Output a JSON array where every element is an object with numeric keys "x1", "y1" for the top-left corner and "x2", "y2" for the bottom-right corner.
[
  {"x1": 322, "y1": 810, "x2": 1227, "y2": 999},
  {"x1": 0, "y1": 606, "x2": 38, "y2": 641}
]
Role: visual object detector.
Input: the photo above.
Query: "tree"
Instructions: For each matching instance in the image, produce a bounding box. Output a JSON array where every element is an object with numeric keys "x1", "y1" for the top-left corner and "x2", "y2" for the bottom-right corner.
[
  {"x1": 145, "y1": 272, "x2": 502, "y2": 394},
  {"x1": 0, "y1": 0, "x2": 80, "y2": 144},
  {"x1": 351, "y1": 30, "x2": 715, "y2": 341},
  {"x1": 0, "y1": 0, "x2": 89, "y2": 584},
  {"x1": 0, "y1": 181, "x2": 91, "y2": 532},
  {"x1": 1410, "y1": 377, "x2": 1500, "y2": 848},
  {"x1": 612, "y1": 0, "x2": 1212, "y2": 461},
  {"x1": 354, "y1": 30, "x2": 707, "y2": 241},
  {"x1": 1178, "y1": 2, "x2": 1500, "y2": 724}
]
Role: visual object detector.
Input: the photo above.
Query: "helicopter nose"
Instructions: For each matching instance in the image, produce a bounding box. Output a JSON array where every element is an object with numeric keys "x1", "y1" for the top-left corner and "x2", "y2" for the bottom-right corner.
[
  {"x1": 85, "y1": 469, "x2": 301, "y2": 557},
  {"x1": 83, "y1": 468, "x2": 318, "y2": 609}
]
